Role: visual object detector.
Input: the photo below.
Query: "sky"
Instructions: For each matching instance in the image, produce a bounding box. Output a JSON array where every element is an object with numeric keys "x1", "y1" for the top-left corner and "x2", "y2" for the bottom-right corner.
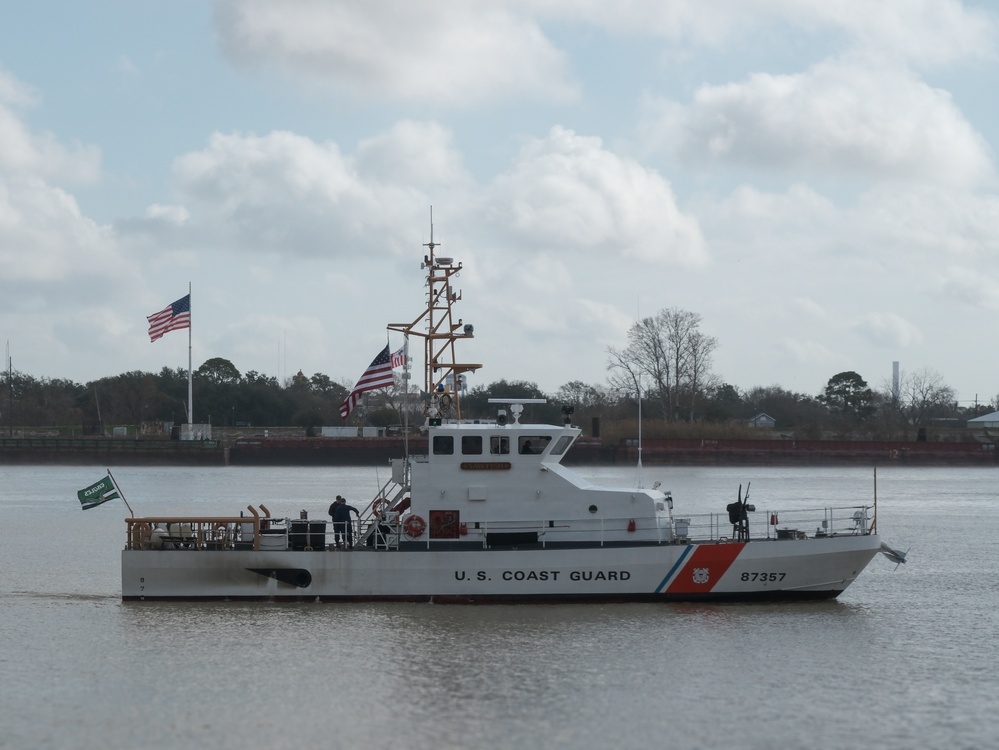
[{"x1": 2, "y1": 1, "x2": 999, "y2": 410}]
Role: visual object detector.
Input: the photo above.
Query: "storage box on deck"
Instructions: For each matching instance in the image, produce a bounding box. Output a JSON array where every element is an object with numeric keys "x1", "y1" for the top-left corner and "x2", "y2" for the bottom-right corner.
[
  {"x1": 260, "y1": 528, "x2": 288, "y2": 550},
  {"x1": 290, "y1": 521, "x2": 326, "y2": 550},
  {"x1": 309, "y1": 521, "x2": 326, "y2": 550}
]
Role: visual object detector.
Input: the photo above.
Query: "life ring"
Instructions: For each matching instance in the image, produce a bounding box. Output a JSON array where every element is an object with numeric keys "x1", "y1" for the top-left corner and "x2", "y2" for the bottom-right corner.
[
  {"x1": 372, "y1": 498, "x2": 390, "y2": 517},
  {"x1": 403, "y1": 514, "x2": 426, "y2": 539}
]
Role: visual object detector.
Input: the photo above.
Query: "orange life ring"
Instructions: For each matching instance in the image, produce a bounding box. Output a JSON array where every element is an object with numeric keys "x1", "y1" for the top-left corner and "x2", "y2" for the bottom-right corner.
[
  {"x1": 403, "y1": 514, "x2": 426, "y2": 539},
  {"x1": 372, "y1": 498, "x2": 390, "y2": 517}
]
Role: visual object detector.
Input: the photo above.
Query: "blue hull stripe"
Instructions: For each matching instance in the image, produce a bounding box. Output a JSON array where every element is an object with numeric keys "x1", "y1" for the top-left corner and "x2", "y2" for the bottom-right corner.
[{"x1": 656, "y1": 545, "x2": 693, "y2": 593}]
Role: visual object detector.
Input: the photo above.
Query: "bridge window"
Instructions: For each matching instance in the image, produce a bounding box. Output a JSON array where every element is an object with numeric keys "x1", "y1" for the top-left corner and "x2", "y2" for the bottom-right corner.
[
  {"x1": 461, "y1": 435, "x2": 483, "y2": 455},
  {"x1": 433, "y1": 435, "x2": 454, "y2": 455},
  {"x1": 549, "y1": 436, "x2": 573, "y2": 456},
  {"x1": 490, "y1": 436, "x2": 510, "y2": 455},
  {"x1": 518, "y1": 436, "x2": 552, "y2": 454}
]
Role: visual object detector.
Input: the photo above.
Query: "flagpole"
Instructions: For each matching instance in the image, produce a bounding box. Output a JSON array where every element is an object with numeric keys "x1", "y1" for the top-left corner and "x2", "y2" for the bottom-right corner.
[
  {"x1": 107, "y1": 468, "x2": 134, "y2": 517},
  {"x1": 402, "y1": 335, "x2": 410, "y2": 460},
  {"x1": 187, "y1": 281, "x2": 193, "y2": 426}
]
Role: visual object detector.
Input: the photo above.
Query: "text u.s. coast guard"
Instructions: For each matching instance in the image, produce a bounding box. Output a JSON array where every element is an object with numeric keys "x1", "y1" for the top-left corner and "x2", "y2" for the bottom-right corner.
[{"x1": 453, "y1": 569, "x2": 631, "y2": 582}]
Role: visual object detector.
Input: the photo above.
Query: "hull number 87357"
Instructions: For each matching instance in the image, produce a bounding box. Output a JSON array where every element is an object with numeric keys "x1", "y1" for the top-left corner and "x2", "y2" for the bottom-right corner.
[{"x1": 741, "y1": 572, "x2": 787, "y2": 582}]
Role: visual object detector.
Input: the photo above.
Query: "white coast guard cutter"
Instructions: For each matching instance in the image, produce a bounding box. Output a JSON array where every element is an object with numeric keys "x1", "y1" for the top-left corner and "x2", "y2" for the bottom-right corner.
[{"x1": 121, "y1": 227, "x2": 896, "y2": 602}]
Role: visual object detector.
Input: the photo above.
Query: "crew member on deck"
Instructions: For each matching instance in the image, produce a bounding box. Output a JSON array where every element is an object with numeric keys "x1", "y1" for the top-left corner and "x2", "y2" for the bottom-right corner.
[{"x1": 331, "y1": 496, "x2": 359, "y2": 549}]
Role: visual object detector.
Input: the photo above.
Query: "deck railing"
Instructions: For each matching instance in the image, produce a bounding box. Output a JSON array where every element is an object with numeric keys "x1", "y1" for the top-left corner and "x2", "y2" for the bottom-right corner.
[
  {"x1": 125, "y1": 516, "x2": 262, "y2": 551},
  {"x1": 124, "y1": 505, "x2": 874, "y2": 551}
]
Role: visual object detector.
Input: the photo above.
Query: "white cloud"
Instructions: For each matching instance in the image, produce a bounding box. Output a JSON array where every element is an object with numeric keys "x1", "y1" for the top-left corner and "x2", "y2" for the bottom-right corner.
[
  {"x1": 355, "y1": 121, "x2": 472, "y2": 187},
  {"x1": 706, "y1": 183, "x2": 837, "y2": 239},
  {"x1": 150, "y1": 123, "x2": 707, "y2": 272},
  {"x1": 0, "y1": 66, "x2": 100, "y2": 183},
  {"x1": 0, "y1": 82, "x2": 137, "y2": 379},
  {"x1": 577, "y1": 298, "x2": 637, "y2": 342},
  {"x1": 214, "y1": 0, "x2": 577, "y2": 105},
  {"x1": 791, "y1": 297, "x2": 826, "y2": 319},
  {"x1": 526, "y1": 0, "x2": 997, "y2": 65},
  {"x1": 214, "y1": 0, "x2": 999, "y2": 91},
  {"x1": 164, "y1": 129, "x2": 437, "y2": 258},
  {"x1": 0, "y1": 65, "x2": 38, "y2": 108},
  {"x1": 805, "y1": 0, "x2": 998, "y2": 66},
  {"x1": 642, "y1": 56, "x2": 994, "y2": 187},
  {"x1": 940, "y1": 266, "x2": 999, "y2": 311},
  {"x1": 145, "y1": 204, "x2": 190, "y2": 225},
  {"x1": 857, "y1": 184, "x2": 999, "y2": 257},
  {"x1": 777, "y1": 336, "x2": 839, "y2": 367},
  {"x1": 853, "y1": 312, "x2": 923, "y2": 348},
  {"x1": 0, "y1": 179, "x2": 114, "y2": 282},
  {"x1": 700, "y1": 182, "x2": 999, "y2": 276},
  {"x1": 488, "y1": 126, "x2": 706, "y2": 265}
]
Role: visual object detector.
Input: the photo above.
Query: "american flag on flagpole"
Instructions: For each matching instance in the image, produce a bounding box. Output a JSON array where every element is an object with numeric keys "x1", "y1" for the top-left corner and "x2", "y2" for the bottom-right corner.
[
  {"x1": 340, "y1": 345, "x2": 405, "y2": 419},
  {"x1": 147, "y1": 294, "x2": 191, "y2": 342}
]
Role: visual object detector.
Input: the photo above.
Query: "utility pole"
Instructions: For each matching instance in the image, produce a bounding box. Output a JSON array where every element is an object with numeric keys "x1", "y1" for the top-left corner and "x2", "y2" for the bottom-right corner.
[{"x1": 6, "y1": 342, "x2": 11, "y2": 438}]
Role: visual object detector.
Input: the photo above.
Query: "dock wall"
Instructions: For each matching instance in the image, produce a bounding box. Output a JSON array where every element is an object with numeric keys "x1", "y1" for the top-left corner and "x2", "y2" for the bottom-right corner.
[{"x1": 0, "y1": 435, "x2": 993, "y2": 467}]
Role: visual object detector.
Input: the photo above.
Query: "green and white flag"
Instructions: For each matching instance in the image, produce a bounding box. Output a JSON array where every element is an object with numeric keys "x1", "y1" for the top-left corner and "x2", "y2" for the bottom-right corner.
[{"x1": 77, "y1": 474, "x2": 120, "y2": 510}]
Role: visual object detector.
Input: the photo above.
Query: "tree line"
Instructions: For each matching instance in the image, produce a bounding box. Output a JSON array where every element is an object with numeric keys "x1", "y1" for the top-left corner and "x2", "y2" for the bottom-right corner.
[{"x1": 1, "y1": 307, "x2": 991, "y2": 438}]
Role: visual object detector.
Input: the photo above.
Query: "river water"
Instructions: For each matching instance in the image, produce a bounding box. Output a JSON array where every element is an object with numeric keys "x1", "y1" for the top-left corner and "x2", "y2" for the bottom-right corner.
[{"x1": 2, "y1": 463, "x2": 996, "y2": 750}]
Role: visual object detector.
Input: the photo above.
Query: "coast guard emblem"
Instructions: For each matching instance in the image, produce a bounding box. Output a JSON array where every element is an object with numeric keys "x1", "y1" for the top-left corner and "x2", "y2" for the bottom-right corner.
[{"x1": 692, "y1": 567, "x2": 710, "y2": 584}]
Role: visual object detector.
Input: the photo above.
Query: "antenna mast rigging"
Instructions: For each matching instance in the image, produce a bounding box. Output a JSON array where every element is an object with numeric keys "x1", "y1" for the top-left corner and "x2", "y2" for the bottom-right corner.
[{"x1": 387, "y1": 209, "x2": 480, "y2": 423}]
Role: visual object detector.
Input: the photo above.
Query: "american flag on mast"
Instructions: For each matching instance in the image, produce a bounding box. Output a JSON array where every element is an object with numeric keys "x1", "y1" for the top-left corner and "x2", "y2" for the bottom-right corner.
[
  {"x1": 147, "y1": 294, "x2": 191, "y2": 342},
  {"x1": 340, "y1": 344, "x2": 405, "y2": 419}
]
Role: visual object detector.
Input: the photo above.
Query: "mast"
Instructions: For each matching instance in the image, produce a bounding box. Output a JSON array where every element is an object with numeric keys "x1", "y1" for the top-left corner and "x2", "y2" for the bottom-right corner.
[
  {"x1": 636, "y1": 376, "x2": 643, "y2": 488},
  {"x1": 387, "y1": 209, "x2": 480, "y2": 423}
]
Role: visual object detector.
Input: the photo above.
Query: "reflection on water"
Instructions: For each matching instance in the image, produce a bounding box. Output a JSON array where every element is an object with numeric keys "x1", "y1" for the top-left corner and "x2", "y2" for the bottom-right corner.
[{"x1": 3, "y1": 465, "x2": 999, "y2": 749}]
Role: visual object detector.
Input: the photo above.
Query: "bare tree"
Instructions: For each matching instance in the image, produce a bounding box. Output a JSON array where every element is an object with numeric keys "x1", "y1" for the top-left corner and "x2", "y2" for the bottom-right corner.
[
  {"x1": 682, "y1": 329, "x2": 718, "y2": 421},
  {"x1": 556, "y1": 381, "x2": 609, "y2": 409},
  {"x1": 608, "y1": 307, "x2": 717, "y2": 422},
  {"x1": 882, "y1": 366, "x2": 957, "y2": 426}
]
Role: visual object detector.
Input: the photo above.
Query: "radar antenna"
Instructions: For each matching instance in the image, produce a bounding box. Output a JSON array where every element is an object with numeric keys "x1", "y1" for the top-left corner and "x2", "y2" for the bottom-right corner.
[{"x1": 387, "y1": 208, "x2": 481, "y2": 423}]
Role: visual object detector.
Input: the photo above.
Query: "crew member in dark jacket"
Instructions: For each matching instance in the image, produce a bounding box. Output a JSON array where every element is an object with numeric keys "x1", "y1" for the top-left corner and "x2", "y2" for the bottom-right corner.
[{"x1": 330, "y1": 496, "x2": 359, "y2": 549}]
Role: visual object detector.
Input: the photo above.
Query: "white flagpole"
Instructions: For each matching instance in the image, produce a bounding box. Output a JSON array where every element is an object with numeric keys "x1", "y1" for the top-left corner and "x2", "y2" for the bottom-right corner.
[{"x1": 187, "y1": 281, "x2": 193, "y2": 426}]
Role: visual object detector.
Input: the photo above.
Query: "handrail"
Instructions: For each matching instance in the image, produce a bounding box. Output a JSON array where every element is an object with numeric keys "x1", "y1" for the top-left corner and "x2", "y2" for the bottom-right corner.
[
  {"x1": 124, "y1": 504, "x2": 875, "y2": 551},
  {"x1": 125, "y1": 515, "x2": 260, "y2": 551}
]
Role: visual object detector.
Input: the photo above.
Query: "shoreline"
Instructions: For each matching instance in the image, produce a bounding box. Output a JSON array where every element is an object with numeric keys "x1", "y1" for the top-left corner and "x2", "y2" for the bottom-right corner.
[{"x1": 1, "y1": 434, "x2": 995, "y2": 467}]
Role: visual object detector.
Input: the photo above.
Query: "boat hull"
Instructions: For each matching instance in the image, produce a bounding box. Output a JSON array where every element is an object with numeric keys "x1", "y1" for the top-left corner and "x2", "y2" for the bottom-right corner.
[{"x1": 122, "y1": 534, "x2": 881, "y2": 602}]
